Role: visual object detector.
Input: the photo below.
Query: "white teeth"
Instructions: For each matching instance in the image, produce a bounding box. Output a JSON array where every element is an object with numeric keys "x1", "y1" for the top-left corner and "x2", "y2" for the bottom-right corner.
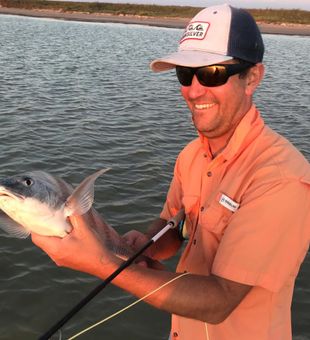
[{"x1": 195, "y1": 103, "x2": 216, "y2": 110}]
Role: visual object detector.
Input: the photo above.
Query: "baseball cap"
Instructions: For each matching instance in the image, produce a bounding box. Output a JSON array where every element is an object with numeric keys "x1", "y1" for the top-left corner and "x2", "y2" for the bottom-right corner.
[{"x1": 150, "y1": 4, "x2": 264, "y2": 72}]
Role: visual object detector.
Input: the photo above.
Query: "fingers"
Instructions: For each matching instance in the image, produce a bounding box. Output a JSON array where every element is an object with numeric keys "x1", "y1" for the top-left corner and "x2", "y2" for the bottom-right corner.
[
  {"x1": 122, "y1": 230, "x2": 155, "y2": 259},
  {"x1": 31, "y1": 214, "x2": 92, "y2": 257},
  {"x1": 31, "y1": 232, "x2": 64, "y2": 265},
  {"x1": 69, "y1": 213, "x2": 89, "y2": 230},
  {"x1": 31, "y1": 215, "x2": 94, "y2": 267},
  {"x1": 123, "y1": 230, "x2": 148, "y2": 249},
  {"x1": 69, "y1": 213, "x2": 98, "y2": 240}
]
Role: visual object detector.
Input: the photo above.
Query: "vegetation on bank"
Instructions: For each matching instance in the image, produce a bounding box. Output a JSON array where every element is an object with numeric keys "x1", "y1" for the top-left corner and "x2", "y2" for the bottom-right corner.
[{"x1": 0, "y1": 0, "x2": 309, "y2": 25}]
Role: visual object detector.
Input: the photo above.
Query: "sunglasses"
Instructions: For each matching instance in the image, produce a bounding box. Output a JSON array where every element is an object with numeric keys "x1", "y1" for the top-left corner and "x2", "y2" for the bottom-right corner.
[{"x1": 176, "y1": 62, "x2": 254, "y2": 87}]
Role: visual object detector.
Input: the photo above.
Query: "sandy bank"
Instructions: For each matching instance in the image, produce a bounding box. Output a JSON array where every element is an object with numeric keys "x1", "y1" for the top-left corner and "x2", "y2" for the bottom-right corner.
[{"x1": 0, "y1": 6, "x2": 309, "y2": 36}]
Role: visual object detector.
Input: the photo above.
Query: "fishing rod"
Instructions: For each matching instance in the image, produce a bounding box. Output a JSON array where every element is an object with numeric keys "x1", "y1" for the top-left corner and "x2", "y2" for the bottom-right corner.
[{"x1": 38, "y1": 209, "x2": 185, "y2": 340}]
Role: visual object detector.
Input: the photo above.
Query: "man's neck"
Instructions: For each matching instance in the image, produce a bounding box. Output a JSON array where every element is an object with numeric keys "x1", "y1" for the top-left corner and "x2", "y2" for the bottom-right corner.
[
  {"x1": 207, "y1": 103, "x2": 253, "y2": 158},
  {"x1": 208, "y1": 133, "x2": 233, "y2": 159}
]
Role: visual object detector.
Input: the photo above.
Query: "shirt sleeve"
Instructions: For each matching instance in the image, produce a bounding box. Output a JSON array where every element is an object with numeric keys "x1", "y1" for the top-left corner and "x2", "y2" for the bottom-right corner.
[{"x1": 212, "y1": 179, "x2": 310, "y2": 292}]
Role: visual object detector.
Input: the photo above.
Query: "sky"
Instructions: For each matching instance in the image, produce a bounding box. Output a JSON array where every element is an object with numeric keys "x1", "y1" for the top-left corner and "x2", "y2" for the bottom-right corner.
[{"x1": 65, "y1": 0, "x2": 310, "y2": 10}]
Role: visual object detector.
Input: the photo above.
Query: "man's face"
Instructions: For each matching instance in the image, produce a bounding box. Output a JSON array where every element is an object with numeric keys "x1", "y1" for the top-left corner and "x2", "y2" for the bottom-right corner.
[{"x1": 180, "y1": 61, "x2": 252, "y2": 141}]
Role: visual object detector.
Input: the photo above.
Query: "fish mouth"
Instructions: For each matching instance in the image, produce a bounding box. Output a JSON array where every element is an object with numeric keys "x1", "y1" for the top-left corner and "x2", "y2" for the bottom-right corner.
[{"x1": 0, "y1": 187, "x2": 25, "y2": 200}]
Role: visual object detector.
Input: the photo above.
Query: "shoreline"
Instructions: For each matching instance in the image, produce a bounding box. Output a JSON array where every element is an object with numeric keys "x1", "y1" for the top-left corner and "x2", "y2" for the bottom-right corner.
[{"x1": 0, "y1": 6, "x2": 310, "y2": 36}]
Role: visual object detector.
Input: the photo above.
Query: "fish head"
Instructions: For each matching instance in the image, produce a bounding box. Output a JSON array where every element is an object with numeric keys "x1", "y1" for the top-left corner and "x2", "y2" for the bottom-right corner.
[
  {"x1": 0, "y1": 171, "x2": 71, "y2": 209},
  {"x1": 0, "y1": 168, "x2": 109, "y2": 238}
]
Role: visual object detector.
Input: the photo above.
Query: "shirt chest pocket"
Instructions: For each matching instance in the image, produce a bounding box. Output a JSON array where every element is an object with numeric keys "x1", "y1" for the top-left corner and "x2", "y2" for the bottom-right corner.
[{"x1": 200, "y1": 201, "x2": 233, "y2": 235}]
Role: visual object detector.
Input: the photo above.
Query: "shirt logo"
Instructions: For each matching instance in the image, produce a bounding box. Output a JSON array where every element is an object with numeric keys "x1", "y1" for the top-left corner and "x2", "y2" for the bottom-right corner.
[
  {"x1": 219, "y1": 194, "x2": 240, "y2": 212},
  {"x1": 180, "y1": 21, "x2": 210, "y2": 44}
]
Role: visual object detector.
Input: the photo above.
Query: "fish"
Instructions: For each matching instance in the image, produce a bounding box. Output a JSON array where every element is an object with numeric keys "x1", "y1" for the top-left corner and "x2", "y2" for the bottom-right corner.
[
  {"x1": 0, "y1": 169, "x2": 163, "y2": 267},
  {"x1": 0, "y1": 169, "x2": 111, "y2": 238}
]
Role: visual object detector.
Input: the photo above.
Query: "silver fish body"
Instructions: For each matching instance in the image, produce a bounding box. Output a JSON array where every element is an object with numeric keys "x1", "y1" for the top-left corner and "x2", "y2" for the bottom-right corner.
[
  {"x1": 0, "y1": 169, "x2": 109, "y2": 238},
  {"x1": 0, "y1": 169, "x2": 163, "y2": 268}
]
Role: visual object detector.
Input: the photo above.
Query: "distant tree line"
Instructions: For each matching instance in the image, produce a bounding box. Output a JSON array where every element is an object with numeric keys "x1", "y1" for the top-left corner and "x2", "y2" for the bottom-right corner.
[{"x1": 0, "y1": 0, "x2": 309, "y2": 25}]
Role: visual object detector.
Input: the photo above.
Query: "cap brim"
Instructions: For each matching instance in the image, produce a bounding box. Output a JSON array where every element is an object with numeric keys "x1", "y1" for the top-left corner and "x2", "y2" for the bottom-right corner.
[{"x1": 150, "y1": 50, "x2": 233, "y2": 72}]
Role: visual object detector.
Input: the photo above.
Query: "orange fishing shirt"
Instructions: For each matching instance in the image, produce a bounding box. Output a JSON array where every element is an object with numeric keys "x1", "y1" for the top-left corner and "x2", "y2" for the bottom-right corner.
[{"x1": 160, "y1": 105, "x2": 310, "y2": 340}]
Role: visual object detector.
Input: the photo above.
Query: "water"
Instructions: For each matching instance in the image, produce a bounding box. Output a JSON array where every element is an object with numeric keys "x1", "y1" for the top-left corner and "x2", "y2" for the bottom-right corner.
[{"x1": 0, "y1": 14, "x2": 309, "y2": 340}]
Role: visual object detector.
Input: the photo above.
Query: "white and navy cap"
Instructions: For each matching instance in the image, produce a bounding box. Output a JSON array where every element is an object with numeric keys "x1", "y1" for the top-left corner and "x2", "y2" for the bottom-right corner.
[{"x1": 150, "y1": 4, "x2": 264, "y2": 72}]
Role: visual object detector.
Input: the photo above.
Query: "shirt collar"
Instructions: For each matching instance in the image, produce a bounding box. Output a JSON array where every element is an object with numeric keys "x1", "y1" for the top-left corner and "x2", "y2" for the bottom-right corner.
[{"x1": 199, "y1": 105, "x2": 265, "y2": 161}]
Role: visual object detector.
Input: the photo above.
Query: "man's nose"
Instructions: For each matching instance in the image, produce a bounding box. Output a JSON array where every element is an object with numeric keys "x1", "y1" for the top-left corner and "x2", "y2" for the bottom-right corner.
[{"x1": 187, "y1": 75, "x2": 206, "y2": 99}]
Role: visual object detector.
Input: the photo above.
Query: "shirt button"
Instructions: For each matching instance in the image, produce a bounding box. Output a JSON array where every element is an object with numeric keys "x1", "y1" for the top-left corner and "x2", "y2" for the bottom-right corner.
[
  {"x1": 207, "y1": 171, "x2": 212, "y2": 177},
  {"x1": 173, "y1": 332, "x2": 178, "y2": 337},
  {"x1": 193, "y1": 239, "x2": 197, "y2": 245},
  {"x1": 200, "y1": 206, "x2": 205, "y2": 212}
]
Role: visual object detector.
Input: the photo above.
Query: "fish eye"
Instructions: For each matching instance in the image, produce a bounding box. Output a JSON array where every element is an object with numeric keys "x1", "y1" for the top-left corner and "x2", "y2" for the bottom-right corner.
[{"x1": 23, "y1": 178, "x2": 33, "y2": 186}]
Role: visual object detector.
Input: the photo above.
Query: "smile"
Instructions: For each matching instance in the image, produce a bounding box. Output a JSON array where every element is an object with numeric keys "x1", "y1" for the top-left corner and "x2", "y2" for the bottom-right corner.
[{"x1": 194, "y1": 103, "x2": 216, "y2": 110}]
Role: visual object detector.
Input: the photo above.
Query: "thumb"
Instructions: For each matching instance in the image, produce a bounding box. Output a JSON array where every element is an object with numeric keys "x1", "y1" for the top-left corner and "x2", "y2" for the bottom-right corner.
[{"x1": 69, "y1": 213, "x2": 93, "y2": 233}]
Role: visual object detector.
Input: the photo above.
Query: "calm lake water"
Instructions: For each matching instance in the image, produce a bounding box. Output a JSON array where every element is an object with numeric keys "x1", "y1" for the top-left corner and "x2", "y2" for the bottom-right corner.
[{"x1": 0, "y1": 14, "x2": 309, "y2": 340}]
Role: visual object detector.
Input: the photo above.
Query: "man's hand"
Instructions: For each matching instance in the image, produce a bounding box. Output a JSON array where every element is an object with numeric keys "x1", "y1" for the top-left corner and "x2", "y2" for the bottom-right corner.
[
  {"x1": 123, "y1": 230, "x2": 152, "y2": 254},
  {"x1": 31, "y1": 213, "x2": 252, "y2": 324},
  {"x1": 31, "y1": 213, "x2": 120, "y2": 278},
  {"x1": 123, "y1": 218, "x2": 183, "y2": 261}
]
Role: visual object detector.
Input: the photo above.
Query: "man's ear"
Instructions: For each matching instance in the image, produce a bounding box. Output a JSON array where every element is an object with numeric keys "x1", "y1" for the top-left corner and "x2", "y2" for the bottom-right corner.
[{"x1": 245, "y1": 63, "x2": 265, "y2": 96}]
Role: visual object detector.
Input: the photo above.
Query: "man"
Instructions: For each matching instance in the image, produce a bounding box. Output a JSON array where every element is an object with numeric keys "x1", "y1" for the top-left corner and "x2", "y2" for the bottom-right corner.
[{"x1": 32, "y1": 4, "x2": 310, "y2": 340}]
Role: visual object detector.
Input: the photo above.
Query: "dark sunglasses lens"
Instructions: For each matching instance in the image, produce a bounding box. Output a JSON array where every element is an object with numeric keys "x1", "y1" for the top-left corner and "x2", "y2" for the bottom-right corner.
[
  {"x1": 197, "y1": 66, "x2": 228, "y2": 87},
  {"x1": 175, "y1": 63, "x2": 252, "y2": 87},
  {"x1": 176, "y1": 66, "x2": 194, "y2": 86},
  {"x1": 176, "y1": 65, "x2": 229, "y2": 87}
]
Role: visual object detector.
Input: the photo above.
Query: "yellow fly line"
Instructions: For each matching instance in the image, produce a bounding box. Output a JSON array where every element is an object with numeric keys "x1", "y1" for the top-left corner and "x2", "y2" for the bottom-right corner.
[{"x1": 67, "y1": 272, "x2": 191, "y2": 340}]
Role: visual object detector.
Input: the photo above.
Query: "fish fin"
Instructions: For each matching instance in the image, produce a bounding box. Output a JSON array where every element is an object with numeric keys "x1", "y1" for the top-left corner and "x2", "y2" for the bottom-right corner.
[
  {"x1": 64, "y1": 168, "x2": 110, "y2": 216},
  {"x1": 0, "y1": 212, "x2": 30, "y2": 238}
]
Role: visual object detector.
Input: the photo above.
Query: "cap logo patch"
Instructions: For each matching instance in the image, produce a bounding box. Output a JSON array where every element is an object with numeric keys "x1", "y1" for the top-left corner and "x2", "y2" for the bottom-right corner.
[{"x1": 180, "y1": 21, "x2": 210, "y2": 44}]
